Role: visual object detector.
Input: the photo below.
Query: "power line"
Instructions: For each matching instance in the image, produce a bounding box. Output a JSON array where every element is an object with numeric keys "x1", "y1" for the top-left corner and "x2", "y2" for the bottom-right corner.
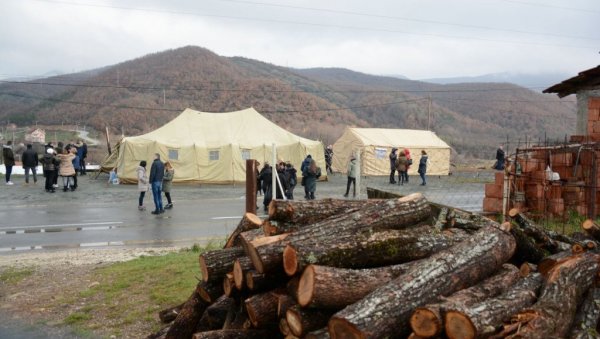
[
  {"x1": 0, "y1": 79, "x2": 577, "y2": 100},
  {"x1": 25, "y1": 0, "x2": 597, "y2": 50},
  {"x1": 220, "y1": 0, "x2": 600, "y2": 41}
]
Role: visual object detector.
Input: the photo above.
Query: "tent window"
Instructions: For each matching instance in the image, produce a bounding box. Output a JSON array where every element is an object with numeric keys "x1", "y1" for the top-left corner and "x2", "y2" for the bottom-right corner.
[
  {"x1": 209, "y1": 150, "x2": 220, "y2": 161},
  {"x1": 241, "y1": 149, "x2": 251, "y2": 160},
  {"x1": 168, "y1": 149, "x2": 179, "y2": 160}
]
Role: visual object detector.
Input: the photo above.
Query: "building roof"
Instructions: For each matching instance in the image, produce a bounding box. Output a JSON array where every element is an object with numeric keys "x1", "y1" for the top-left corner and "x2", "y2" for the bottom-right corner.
[{"x1": 544, "y1": 65, "x2": 600, "y2": 98}]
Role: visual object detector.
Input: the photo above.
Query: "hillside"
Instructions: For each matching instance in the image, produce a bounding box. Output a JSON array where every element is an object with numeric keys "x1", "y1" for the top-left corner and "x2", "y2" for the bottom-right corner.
[{"x1": 0, "y1": 46, "x2": 575, "y2": 158}]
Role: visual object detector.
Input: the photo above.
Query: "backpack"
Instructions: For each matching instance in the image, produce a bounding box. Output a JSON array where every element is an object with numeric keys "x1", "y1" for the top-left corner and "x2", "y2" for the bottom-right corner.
[{"x1": 407, "y1": 158, "x2": 413, "y2": 166}]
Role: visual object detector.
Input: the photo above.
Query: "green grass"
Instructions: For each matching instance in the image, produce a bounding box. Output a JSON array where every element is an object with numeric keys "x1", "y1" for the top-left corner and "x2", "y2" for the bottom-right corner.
[
  {"x1": 60, "y1": 241, "x2": 224, "y2": 335},
  {"x1": 537, "y1": 209, "x2": 588, "y2": 235},
  {"x1": 0, "y1": 267, "x2": 34, "y2": 284}
]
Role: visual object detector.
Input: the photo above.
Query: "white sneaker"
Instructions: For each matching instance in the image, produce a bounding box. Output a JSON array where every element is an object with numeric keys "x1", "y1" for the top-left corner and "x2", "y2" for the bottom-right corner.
[
  {"x1": 53, "y1": 184, "x2": 58, "y2": 188},
  {"x1": 6, "y1": 181, "x2": 14, "y2": 185}
]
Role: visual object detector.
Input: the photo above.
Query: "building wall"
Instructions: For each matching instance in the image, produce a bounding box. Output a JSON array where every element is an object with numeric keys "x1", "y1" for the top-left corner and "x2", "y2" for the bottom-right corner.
[{"x1": 577, "y1": 88, "x2": 600, "y2": 135}]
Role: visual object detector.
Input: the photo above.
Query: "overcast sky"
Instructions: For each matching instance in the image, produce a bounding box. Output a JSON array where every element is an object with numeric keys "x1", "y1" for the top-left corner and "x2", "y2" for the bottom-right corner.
[{"x1": 0, "y1": 0, "x2": 598, "y2": 80}]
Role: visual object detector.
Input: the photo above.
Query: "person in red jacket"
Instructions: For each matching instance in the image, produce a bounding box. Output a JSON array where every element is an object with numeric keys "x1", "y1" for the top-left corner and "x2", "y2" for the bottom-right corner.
[{"x1": 403, "y1": 148, "x2": 412, "y2": 184}]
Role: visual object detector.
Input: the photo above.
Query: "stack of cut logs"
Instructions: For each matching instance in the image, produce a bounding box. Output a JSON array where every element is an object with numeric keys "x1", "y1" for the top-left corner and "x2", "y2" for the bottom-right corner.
[{"x1": 149, "y1": 191, "x2": 600, "y2": 339}]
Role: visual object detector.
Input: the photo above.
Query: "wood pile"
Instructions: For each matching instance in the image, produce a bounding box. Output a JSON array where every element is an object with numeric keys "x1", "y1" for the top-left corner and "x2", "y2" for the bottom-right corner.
[{"x1": 149, "y1": 190, "x2": 600, "y2": 339}]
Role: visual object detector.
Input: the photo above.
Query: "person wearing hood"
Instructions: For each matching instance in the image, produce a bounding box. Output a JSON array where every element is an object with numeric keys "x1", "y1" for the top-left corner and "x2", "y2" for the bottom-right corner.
[
  {"x1": 344, "y1": 155, "x2": 357, "y2": 198},
  {"x1": 259, "y1": 163, "x2": 273, "y2": 211},
  {"x1": 418, "y1": 150, "x2": 429, "y2": 186},
  {"x1": 22, "y1": 144, "x2": 39, "y2": 185},
  {"x1": 162, "y1": 161, "x2": 175, "y2": 209},
  {"x1": 137, "y1": 161, "x2": 149, "y2": 211},
  {"x1": 300, "y1": 154, "x2": 312, "y2": 199},
  {"x1": 395, "y1": 151, "x2": 408, "y2": 185},
  {"x1": 403, "y1": 148, "x2": 412, "y2": 184},
  {"x1": 41, "y1": 148, "x2": 58, "y2": 193},
  {"x1": 2, "y1": 141, "x2": 15, "y2": 185},
  {"x1": 389, "y1": 148, "x2": 398, "y2": 184},
  {"x1": 325, "y1": 145, "x2": 334, "y2": 175},
  {"x1": 302, "y1": 159, "x2": 321, "y2": 200}
]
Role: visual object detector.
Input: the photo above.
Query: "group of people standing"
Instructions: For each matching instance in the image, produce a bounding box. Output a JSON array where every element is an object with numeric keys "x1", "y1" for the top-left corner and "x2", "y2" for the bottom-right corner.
[
  {"x1": 0, "y1": 140, "x2": 87, "y2": 192},
  {"x1": 389, "y1": 148, "x2": 429, "y2": 186},
  {"x1": 40, "y1": 141, "x2": 87, "y2": 192},
  {"x1": 136, "y1": 153, "x2": 174, "y2": 214},
  {"x1": 257, "y1": 160, "x2": 300, "y2": 211}
]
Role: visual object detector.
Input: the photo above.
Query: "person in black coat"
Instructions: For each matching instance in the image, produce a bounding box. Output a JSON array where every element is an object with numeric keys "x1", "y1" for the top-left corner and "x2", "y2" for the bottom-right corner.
[
  {"x1": 149, "y1": 153, "x2": 165, "y2": 214},
  {"x1": 389, "y1": 148, "x2": 398, "y2": 184},
  {"x1": 2, "y1": 141, "x2": 15, "y2": 185},
  {"x1": 300, "y1": 155, "x2": 312, "y2": 199},
  {"x1": 495, "y1": 145, "x2": 505, "y2": 170},
  {"x1": 259, "y1": 163, "x2": 272, "y2": 211},
  {"x1": 284, "y1": 162, "x2": 297, "y2": 200},
  {"x1": 22, "y1": 144, "x2": 39, "y2": 184}
]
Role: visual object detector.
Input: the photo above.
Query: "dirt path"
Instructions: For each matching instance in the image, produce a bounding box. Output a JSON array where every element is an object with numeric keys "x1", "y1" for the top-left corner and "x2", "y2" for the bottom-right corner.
[{"x1": 0, "y1": 247, "x2": 182, "y2": 338}]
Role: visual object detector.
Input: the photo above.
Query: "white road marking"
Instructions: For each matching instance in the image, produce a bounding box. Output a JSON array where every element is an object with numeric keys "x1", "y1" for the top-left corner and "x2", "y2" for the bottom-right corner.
[
  {"x1": 211, "y1": 216, "x2": 243, "y2": 220},
  {"x1": 0, "y1": 221, "x2": 123, "y2": 231}
]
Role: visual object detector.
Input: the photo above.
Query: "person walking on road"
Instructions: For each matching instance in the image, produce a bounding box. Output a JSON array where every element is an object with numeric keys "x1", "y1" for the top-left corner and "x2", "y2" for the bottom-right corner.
[
  {"x1": 418, "y1": 150, "x2": 429, "y2": 186},
  {"x1": 303, "y1": 159, "x2": 321, "y2": 200},
  {"x1": 300, "y1": 154, "x2": 312, "y2": 199},
  {"x1": 71, "y1": 147, "x2": 80, "y2": 190},
  {"x1": 344, "y1": 155, "x2": 357, "y2": 198},
  {"x1": 137, "y1": 161, "x2": 149, "y2": 211},
  {"x1": 22, "y1": 144, "x2": 39, "y2": 185},
  {"x1": 259, "y1": 163, "x2": 273, "y2": 212},
  {"x1": 389, "y1": 148, "x2": 398, "y2": 184},
  {"x1": 162, "y1": 161, "x2": 175, "y2": 209},
  {"x1": 2, "y1": 140, "x2": 15, "y2": 185},
  {"x1": 284, "y1": 162, "x2": 297, "y2": 200},
  {"x1": 149, "y1": 153, "x2": 165, "y2": 215}
]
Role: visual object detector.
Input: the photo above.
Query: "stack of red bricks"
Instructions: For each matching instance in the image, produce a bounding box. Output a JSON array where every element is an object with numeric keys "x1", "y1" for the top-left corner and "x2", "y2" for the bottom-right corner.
[{"x1": 483, "y1": 147, "x2": 599, "y2": 218}]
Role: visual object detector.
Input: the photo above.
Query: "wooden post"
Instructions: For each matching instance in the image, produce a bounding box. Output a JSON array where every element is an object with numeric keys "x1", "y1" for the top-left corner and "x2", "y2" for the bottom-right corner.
[
  {"x1": 105, "y1": 126, "x2": 111, "y2": 155},
  {"x1": 246, "y1": 159, "x2": 257, "y2": 213},
  {"x1": 355, "y1": 150, "x2": 361, "y2": 198}
]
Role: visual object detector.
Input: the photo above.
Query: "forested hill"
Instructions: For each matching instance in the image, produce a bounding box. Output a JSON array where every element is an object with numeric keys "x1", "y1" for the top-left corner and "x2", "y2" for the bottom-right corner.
[{"x1": 0, "y1": 46, "x2": 575, "y2": 158}]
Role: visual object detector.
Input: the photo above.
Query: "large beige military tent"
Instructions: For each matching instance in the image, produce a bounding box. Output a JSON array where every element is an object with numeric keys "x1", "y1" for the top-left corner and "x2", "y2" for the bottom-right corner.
[
  {"x1": 108, "y1": 108, "x2": 325, "y2": 184},
  {"x1": 332, "y1": 127, "x2": 451, "y2": 176}
]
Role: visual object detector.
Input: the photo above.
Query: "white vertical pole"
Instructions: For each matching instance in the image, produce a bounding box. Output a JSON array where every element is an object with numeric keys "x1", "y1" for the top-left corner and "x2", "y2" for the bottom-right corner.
[
  {"x1": 356, "y1": 150, "x2": 361, "y2": 198},
  {"x1": 272, "y1": 143, "x2": 276, "y2": 198}
]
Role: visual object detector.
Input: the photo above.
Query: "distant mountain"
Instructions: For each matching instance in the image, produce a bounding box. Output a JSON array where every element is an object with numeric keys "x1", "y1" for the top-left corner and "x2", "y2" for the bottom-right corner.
[
  {"x1": 421, "y1": 72, "x2": 570, "y2": 91},
  {"x1": 0, "y1": 46, "x2": 576, "y2": 158}
]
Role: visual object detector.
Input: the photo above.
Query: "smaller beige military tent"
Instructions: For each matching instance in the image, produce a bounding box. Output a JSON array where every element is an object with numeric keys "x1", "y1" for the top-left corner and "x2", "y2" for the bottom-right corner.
[
  {"x1": 332, "y1": 127, "x2": 451, "y2": 176},
  {"x1": 107, "y1": 107, "x2": 325, "y2": 184}
]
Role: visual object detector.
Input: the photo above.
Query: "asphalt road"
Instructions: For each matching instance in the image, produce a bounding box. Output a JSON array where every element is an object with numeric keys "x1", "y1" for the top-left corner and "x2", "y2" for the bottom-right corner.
[{"x1": 0, "y1": 171, "x2": 491, "y2": 253}]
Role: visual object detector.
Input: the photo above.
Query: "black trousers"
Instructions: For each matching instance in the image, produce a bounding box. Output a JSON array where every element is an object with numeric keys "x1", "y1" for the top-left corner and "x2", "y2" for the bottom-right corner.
[
  {"x1": 44, "y1": 170, "x2": 55, "y2": 191},
  {"x1": 389, "y1": 168, "x2": 396, "y2": 183},
  {"x1": 139, "y1": 191, "x2": 145, "y2": 206},
  {"x1": 164, "y1": 192, "x2": 172, "y2": 204},
  {"x1": 345, "y1": 177, "x2": 356, "y2": 196}
]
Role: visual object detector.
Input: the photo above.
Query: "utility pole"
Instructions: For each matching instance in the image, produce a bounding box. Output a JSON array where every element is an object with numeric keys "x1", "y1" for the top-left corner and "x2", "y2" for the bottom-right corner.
[{"x1": 427, "y1": 94, "x2": 432, "y2": 131}]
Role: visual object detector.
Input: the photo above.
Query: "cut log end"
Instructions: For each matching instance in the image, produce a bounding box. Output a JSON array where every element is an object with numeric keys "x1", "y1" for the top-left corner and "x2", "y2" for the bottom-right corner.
[
  {"x1": 500, "y1": 221, "x2": 512, "y2": 232},
  {"x1": 267, "y1": 200, "x2": 278, "y2": 219},
  {"x1": 582, "y1": 219, "x2": 596, "y2": 230},
  {"x1": 247, "y1": 245, "x2": 265, "y2": 274},
  {"x1": 286, "y1": 308, "x2": 303, "y2": 337},
  {"x1": 262, "y1": 220, "x2": 275, "y2": 236},
  {"x1": 233, "y1": 260, "x2": 244, "y2": 290},
  {"x1": 444, "y1": 310, "x2": 476, "y2": 339},
  {"x1": 245, "y1": 303, "x2": 259, "y2": 328},
  {"x1": 283, "y1": 244, "x2": 299, "y2": 276},
  {"x1": 199, "y1": 256, "x2": 209, "y2": 283},
  {"x1": 245, "y1": 212, "x2": 263, "y2": 227},
  {"x1": 245, "y1": 271, "x2": 256, "y2": 290},
  {"x1": 410, "y1": 308, "x2": 442, "y2": 338},
  {"x1": 328, "y1": 317, "x2": 364, "y2": 339},
  {"x1": 297, "y1": 265, "x2": 315, "y2": 307},
  {"x1": 508, "y1": 208, "x2": 519, "y2": 218},
  {"x1": 519, "y1": 262, "x2": 536, "y2": 277},
  {"x1": 572, "y1": 243, "x2": 585, "y2": 254}
]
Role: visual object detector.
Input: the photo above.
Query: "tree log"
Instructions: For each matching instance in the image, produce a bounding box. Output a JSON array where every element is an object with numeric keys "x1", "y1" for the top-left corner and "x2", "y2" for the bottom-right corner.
[
  {"x1": 249, "y1": 193, "x2": 431, "y2": 273},
  {"x1": 192, "y1": 329, "x2": 273, "y2": 339},
  {"x1": 244, "y1": 270, "x2": 287, "y2": 292},
  {"x1": 284, "y1": 226, "x2": 468, "y2": 276},
  {"x1": 244, "y1": 289, "x2": 286, "y2": 328},
  {"x1": 444, "y1": 272, "x2": 542, "y2": 339},
  {"x1": 224, "y1": 213, "x2": 263, "y2": 248},
  {"x1": 268, "y1": 198, "x2": 369, "y2": 226},
  {"x1": 223, "y1": 309, "x2": 249, "y2": 330},
  {"x1": 166, "y1": 288, "x2": 208, "y2": 339},
  {"x1": 506, "y1": 252, "x2": 600, "y2": 339},
  {"x1": 197, "y1": 280, "x2": 224, "y2": 303},
  {"x1": 433, "y1": 207, "x2": 449, "y2": 231},
  {"x1": 510, "y1": 224, "x2": 546, "y2": 265},
  {"x1": 519, "y1": 262, "x2": 537, "y2": 277},
  {"x1": 277, "y1": 294, "x2": 297, "y2": 318},
  {"x1": 199, "y1": 247, "x2": 245, "y2": 283},
  {"x1": 197, "y1": 295, "x2": 234, "y2": 331},
  {"x1": 410, "y1": 263, "x2": 520, "y2": 338},
  {"x1": 223, "y1": 272, "x2": 236, "y2": 298},
  {"x1": 280, "y1": 317, "x2": 292, "y2": 336},
  {"x1": 286, "y1": 305, "x2": 335, "y2": 337},
  {"x1": 328, "y1": 223, "x2": 516, "y2": 339},
  {"x1": 159, "y1": 302, "x2": 184, "y2": 324},
  {"x1": 233, "y1": 257, "x2": 253, "y2": 290},
  {"x1": 537, "y1": 250, "x2": 572, "y2": 276},
  {"x1": 509, "y1": 208, "x2": 564, "y2": 253},
  {"x1": 305, "y1": 327, "x2": 330, "y2": 339},
  {"x1": 238, "y1": 229, "x2": 267, "y2": 254},
  {"x1": 298, "y1": 263, "x2": 417, "y2": 309},
  {"x1": 569, "y1": 285, "x2": 600, "y2": 339},
  {"x1": 583, "y1": 219, "x2": 600, "y2": 242}
]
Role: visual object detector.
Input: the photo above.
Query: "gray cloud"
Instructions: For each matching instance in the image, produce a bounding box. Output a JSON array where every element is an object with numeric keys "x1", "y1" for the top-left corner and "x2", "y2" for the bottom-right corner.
[{"x1": 0, "y1": 0, "x2": 598, "y2": 79}]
